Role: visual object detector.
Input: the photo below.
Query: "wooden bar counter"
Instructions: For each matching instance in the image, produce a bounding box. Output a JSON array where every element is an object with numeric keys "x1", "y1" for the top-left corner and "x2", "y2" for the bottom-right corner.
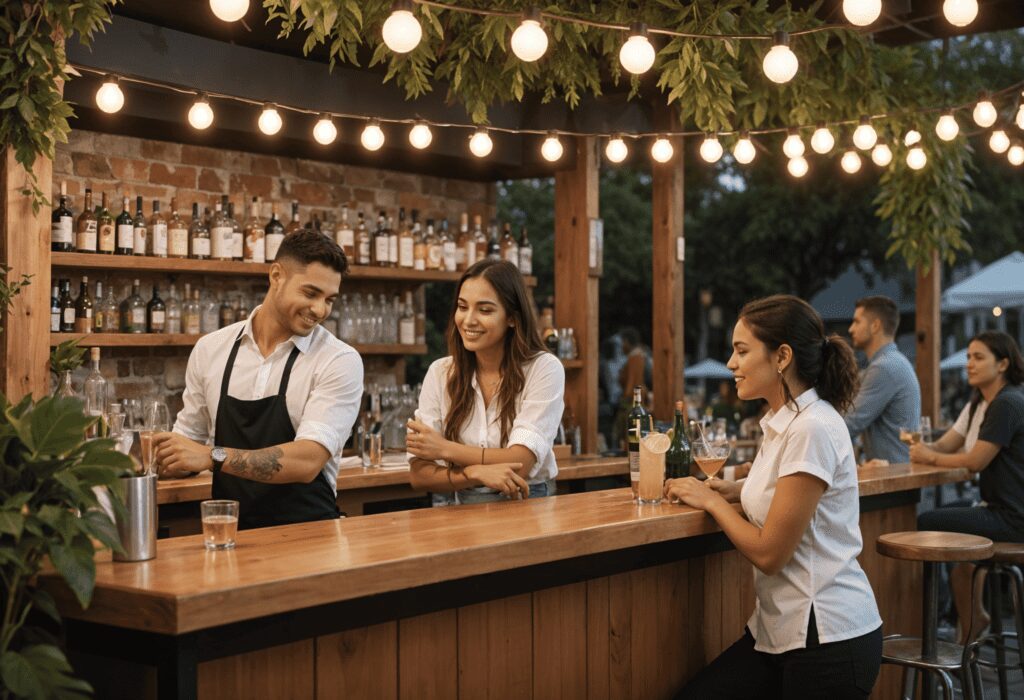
[{"x1": 47, "y1": 463, "x2": 967, "y2": 699}]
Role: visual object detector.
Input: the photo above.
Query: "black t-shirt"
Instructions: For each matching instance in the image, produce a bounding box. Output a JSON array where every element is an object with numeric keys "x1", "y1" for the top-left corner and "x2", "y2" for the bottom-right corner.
[{"x1": 979, "y1": 386, "x2": 1024, "y2": 526}]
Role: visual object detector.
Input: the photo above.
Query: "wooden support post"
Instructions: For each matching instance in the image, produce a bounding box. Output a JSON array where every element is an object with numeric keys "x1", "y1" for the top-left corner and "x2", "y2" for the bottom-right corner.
[
  {"x1": 0, "y1": 148, "x2": 52, "y2": 401},
  {"x1": 650, "y1": 133, "x2": 686, "y2": 422},
  {"x1": 554, "y1": 137, "x2": 599, "y2": 453},
  {"x1": 915, "y1": 251, "x2": 941, "y2": 423}
]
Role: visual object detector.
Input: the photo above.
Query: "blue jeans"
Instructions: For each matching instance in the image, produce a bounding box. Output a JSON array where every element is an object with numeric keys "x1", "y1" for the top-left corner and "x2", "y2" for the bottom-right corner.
[{"x1": 431, "y1": 479, "x2": 556, "y2": 506}]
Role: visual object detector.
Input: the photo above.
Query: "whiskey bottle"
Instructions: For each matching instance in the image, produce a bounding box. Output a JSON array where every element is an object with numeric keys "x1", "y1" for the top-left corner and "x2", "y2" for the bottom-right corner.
[
  {"x1": 243, "y1": 197, "x2": 266, "y2": 263},
  {"x1": 167, "y1": 197, "x2": 189, "y2": 259},
  {"x1": 150, "y1": 200, "x2": 168, "y2": 258},
  {"x1": 75, "y1": 188, "x2": 98, "y2": 253},
  {"x1": 189, "y1": 203, "x2": 211, "y2": 260}
]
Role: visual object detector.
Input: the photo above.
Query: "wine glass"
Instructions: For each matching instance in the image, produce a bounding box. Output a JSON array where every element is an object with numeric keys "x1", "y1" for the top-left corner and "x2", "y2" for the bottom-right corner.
[
  {"x1": 140, "y1": 400, "x2": 170, "y2": 476},
  {"x1": 693, "y1": 438, "x2": 732, "y2": 482}
]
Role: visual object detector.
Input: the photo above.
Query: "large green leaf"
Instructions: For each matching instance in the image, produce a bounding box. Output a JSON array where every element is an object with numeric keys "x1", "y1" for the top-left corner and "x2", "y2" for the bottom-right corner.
[
  {"x1": 0, "y1": 508, "x2": 24, "y2": 540},
  {"x1": 0, "y1": 650, "x2": 45, "y2": 699},
  {"x1": 29, "y1": 396, "x2": 94, "y2": 457},
  {"x1": 47, "y1": 539, "x2": 96, "y2": 608}
]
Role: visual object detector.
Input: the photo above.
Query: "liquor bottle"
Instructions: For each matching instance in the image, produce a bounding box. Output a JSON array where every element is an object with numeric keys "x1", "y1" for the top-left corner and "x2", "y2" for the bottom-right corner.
[
  {"x1": 265, "y1": 203, "x2": 285, "y2": 262},
  {"x1": 399, "y1": 291, "x2": 415, "y2": 345},
  {"x1": 486, "y1": 221, "x2": 501, "y2": 260},
  {"x1": 58, "y1": 279, "x2": 75, "y2": 332},
  {"x1": 285, "y1": 201, "x2": 302, "y2": 237},
  {"x1": 165, "y1": 284, "x2": 182, "y2": 334},
  {"x1": 83, "y1": 347, "x2": 107, "y2": 439},
  {"x1": 189, "y1": 203, "x2": 211, "y2": 260},
  {"x1": 472, "y1": 215, "x2": 487, "y2": 265},
  {"x1": 119, "y1": 279, "x2": 146, "y2": 334},
  {"x1": 50, "y1": 284, "x2": 60, "y2": 332},
  {"x1": 397, "y1": 208, "x2": 414, "y2": 269},
  {"x1": 412, "y1": 210, "x2": 426, "y2": 271},
  {"x1": 51, "y1": 181, "x2": 74, "y2": 252},
  {"x1": 150, "y1": 200, "x2": 168, "y2": 258},
  {"x1": 228, "y1": 201, "x2": 244, "y2": 261},
  {"x1": 336, "y1": 205, "x2": 355, "y2": 260},
  {"x1": 500, "y1": 222, "x2": 519, "y2": 267},
  {"x1": 425, "y1": 219, "x2": 442, "y2": 270},
  {"x1": 182, "y1": 283, "x2": 201, "y2": 335},
  {"x1": 455, "y1": 213, "x2": 470, "y2": 271},
  {"x1": 75, "y1": 188, "x2": 98, "y2": 253},
  {"x1": 211, "y1": 198, "x2": 233, "y2": 261},
  {"x1": 73, "y1": 276, "x2": 94, "y2": 334},
  {"x1": 115, "y1": 195, "x2": 134, "y2": 255},
  {"x1": 200, "y1": 292, "x2": 219, "y2": 333},
  {"x1": 373, "y1": 212, "x2": 389, "y2": 267},
  {"x1": 666, "y1": 401, "x2": 693, "y2": 480},
  {"x1": 219, "y1": 297, "x2": 235, "y2": 328},
  {"x1": 132, "y1": 196, "x2": 147, "y2": 256},
  {"x1": 167, "y1": 198, "x2": 189, "y2": 259},
  {"x1": 243, "y1": 197, "x2": 266, "y2": 263},
  {"x1": 100, "y1": 285, "x2": 120, "y2": 333},
  {"x1": 309, "y1": 211, "x2": 321, "y2": 232},
  {"x1": 441, "y1": 219, "x2": 457, "y2": 272},
  {"x1": 97, "y1": 192, "x2": 115, "y2": 255},
  {"x1": 387, "y1": 214, "x2": 399, "y2": 268},
  {"x1": 355, "y1": 211, "x2": 371, "y2": 265},
  {"x1": 92, "y1": 280, "x2": 105, "y2": 333},
  {"x1": 627, "y1": 386, "x2": 651, "y2": 501},
  {"x1": 518, "y1": 226, "x2": 533, "y2": 275},
  {"x1": 320, "y1": 211, "x2": 336, "y2": 244},
  {"x1": 147, "y1": 285, "x2": 166, "y2": 333}
]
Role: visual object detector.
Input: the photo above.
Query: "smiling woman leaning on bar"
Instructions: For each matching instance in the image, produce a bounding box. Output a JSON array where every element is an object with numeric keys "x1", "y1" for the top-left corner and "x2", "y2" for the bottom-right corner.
[
  {"x1": 667, "y1": 295, "x2": 883, "y2": 699},
  {"x1": 406, "y1": 259, "x2": 565, "y2": 504}
]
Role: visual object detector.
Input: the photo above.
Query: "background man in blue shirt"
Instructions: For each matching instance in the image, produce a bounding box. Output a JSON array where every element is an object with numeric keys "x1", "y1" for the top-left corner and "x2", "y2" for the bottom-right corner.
[{"x1": 845, "y1": 296, "x2": 921, "y2": 463}]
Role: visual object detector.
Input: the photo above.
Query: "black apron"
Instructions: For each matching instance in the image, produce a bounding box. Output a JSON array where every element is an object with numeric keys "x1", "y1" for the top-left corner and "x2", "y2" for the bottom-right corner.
[{"x1": 211, "y1": 332, "x2": 340, "y2": 530}]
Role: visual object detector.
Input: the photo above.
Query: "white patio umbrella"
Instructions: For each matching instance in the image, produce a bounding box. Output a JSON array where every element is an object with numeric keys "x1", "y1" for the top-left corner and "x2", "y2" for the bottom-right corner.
[
  {"x1": 684, "y1": 358, "x2": 734, "y2": 380},
  {"x1": 940, "y1": 348, "x2": 968, "y2": 371},
  {"x1": 943, "y1": 252, "x2": 1024, "y2": 311}
]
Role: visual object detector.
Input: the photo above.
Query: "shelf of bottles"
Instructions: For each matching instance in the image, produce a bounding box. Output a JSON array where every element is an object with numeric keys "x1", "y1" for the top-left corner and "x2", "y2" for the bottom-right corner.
[{"x1": 47, "y1": 333, "x2": 425, "y2": 354}]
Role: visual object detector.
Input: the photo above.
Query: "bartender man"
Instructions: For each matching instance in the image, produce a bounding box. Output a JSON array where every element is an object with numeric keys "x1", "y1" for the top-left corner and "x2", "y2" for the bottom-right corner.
[{"x1": 153, "y1": 229, "x2": 363, "y2": 529}]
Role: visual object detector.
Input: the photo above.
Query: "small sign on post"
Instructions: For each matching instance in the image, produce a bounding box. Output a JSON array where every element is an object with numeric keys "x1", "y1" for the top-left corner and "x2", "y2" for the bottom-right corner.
[{"x1": 588, "y1": 217, "x2": 603, "y2": 276}]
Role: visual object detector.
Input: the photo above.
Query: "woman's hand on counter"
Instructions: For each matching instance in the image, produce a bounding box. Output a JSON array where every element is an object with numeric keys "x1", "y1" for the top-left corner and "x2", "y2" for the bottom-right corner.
[
  {"x1": 909, "y1": 443, "x2": 938, "y2": 465},
  {"x1": 406, "y1": 419, "x2": 453, "y2": 462},
  {"x1": 153, "y1": 432, "x2": 213, "y2": 475},
  {"x1": 464, "y1": 463, "x2": 530, "y2": 500},
  {"x1": 664, "y1": 477, "x2": 727, "y2": 512},
  {"x1": 706, "y1": 478, "x2": 743, "y2": 503}
]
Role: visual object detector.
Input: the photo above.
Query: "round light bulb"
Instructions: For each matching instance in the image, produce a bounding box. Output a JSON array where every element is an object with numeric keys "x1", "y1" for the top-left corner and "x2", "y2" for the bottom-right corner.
[
  {"x1": 541, "y1": 133, "x2": 564, "y2": 162},
  {"x1": 361, "y1": 121, "x2": 385, "y2": 151},
  {"x1": 782, "y1": 132, "x2": 805, "y2": 159},
  {"x1": 994, "y1": 306, "x2": 1004, "y2": 317},
  {"x1": 841, "y1": 150, "x2": 862, "y2": 174},
  {"x1": 408, "y1": 122, "x2": 433, "y2": 149},
  {"x1": 650, "y1": 136, "x2": 674, "y2": 163},
  {"x1": 852, "y1": 118, "x2": 877, "y2": 150},
  {"x1": 510, "y1": 15, "x2": 548, "y2": 62},
  {"x1": 787, "y1": 156, "x2": 809, "y2": 178},
  {"x1": 904, "y1": 129, "x2": 922, "y2": 146},
  {"x1": 605, "y1": 136, "x2": 628, "y2": 163},
  {"x1": 762, "y1": 34, "x2": 798, "y2": 85},
  {"x1": 1008, "y1": 145, "x2": 1024, "y2": 166},
  {"x1": 258, "y1": 104, "x2": 282, "y2": 136},
  {"x1": 943, "y1": 0, "x2": 978, "y2": 27},
  {"x1": 871, "y1": 143, "x2": 893, "y2": 166},
  {"x1": 935, "y1": 113, "x2": 960, "y2": 141},
  {"x1": 973, "y1": 99, "x2": 997, "y2": 128},
  {"x1": 733, "y1": 135, "x2": 756, "y2": 164},
  {"x1": 382, "y1": 4, "x2": 422, "y2": 54},
  {"x1": 906, "y1": 146, "x2": 927, "y2": 170},
  {"x1": 95, "y1": 78, "x2": 125, "y2": 114},
  {"x1": 842, "y1": 0, "x2": 882, "y2": 26},
  {"x1": 989, "y1": 129, "x2": 1010, "y2": 154},
  {"x1": 1016, "y1": 105, "x2": 1024, "y2": 130},
  {"x1": 469, "y1": 129, "x2": 493, "y2": 158},
  {"x1": 313, "y1": 116, "x2": 337, "y2": 145},
  {"x1": 187, "y1": 96, "x2": 214, "y2": 130},
  {"x1": 619, "y1": 25, "x2": 656, "y2": 75},
  {"x1": 209, "y1": 0, "x2": 249, "y2": 22},
  {"x1": 699, "y1": 135, "x2": 723, "y2": 163},
  {"x1": 810, "y1": 125, "x2": 835, "y2": 154}
]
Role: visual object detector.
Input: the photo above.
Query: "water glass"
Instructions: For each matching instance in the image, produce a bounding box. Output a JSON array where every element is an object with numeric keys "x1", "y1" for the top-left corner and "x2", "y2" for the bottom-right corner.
[
  {"x1": 201, "y1": 500, "x2": 239, "y2": 550},
  {"x1": 920, "y1": 416, "x2": 933, "y2": 444},
  {"x1": 366, "y1": 432, "x2": 383, "y2": 468}
]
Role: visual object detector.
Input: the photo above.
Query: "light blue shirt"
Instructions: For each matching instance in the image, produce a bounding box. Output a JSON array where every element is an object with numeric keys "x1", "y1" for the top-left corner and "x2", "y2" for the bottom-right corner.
[{"x1": 844, "y1": 342, "x2": 921, "y2": 463}]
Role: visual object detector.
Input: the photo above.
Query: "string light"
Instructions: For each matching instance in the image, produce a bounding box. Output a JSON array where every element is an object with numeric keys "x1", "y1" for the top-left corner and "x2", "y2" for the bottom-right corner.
[
  {"x1": 733, "y1": 132, "x2": 756, "y2": 164},
  {"x1": 762, "y1": 32, "x2": 798, "y2": 84},
  {"x1": 699, "y1": 135, "x2": 724, "y2": 163},
  {"x1": 605, "y1": 135, "x2": 628, "y2": 163},
  {"x1": 852, "y1": 116, "x2": 877, "y2": 150},
  {"x1": 361, "y1": 119, "x2": 386, "y2": 151},
  {"x1": 187, "y1": 94, "x2": 214, "y2": 130},
  {"x1": 782, "y1": 129, "x2": 805, "y2": 158},
  {"x1": 841, "y1": 150, "x2": 862, "y2": 173},
  {"x1": 973, "y1": 95, "x2": 997, "y2": 128},
  {"x1": 943, "y1": 0, "x2": 978, "y2": 27},
  {"x1": 510, "y1": 9, "x2": 548, "y2": 62},
  {"x1": 469, "y1": 128, "x2": 493, "y2": 157},
  {"x1": 619, "y1": 23, "x2": 656, "y2": 75},
  {"x1": 95, "y1": 76, "x2": 125, "y2": 114},
  {"x1": 382, "y1": 0, "x2": 422, "y2": 54},
  {"x1": 313, "y1": 114, "x2": 337, "y2": 145},
  {"x1": 650, "y1": 135, "x2": 674, "y2": 163},
  {"x1": 257, "y1": 103, "x2": 282, "y2": 135},
  {"x1": 787, "y1": 156, "x2": 808, "y2": 178},
  {"x1": 907, "y1": 146, "x2": 927, "y2": 170},
  {"x1": 209, "y1": 0, "x2": 249, "y2": 22},
  {"x1": 842, "y1": 0, "x2": 882, "y2": 26},
  {"x1": 1008, "y1": 145, "x2": 1024, "y2": 166},
  {"x1": 541, "y1": 132, "x2": 564, "y2": 161},
  {"x1": 990, "y1": 129, "x2": 1010, "y2": 154},
  {"x1": 904, "y1": 129, "x2": 922, "y2": 147},
  {"x1": 871, "y1": 143, "x2": 893, "y2": 166},
  {"x1": 408, "y1": 120, "x2": 433, "y2": 149},
  {"x1": 936, "y1": 111, "x2": 960, "y2": 141},
  {"x1": 810, "y1": 123, "x2": 835, "y2": 154}
]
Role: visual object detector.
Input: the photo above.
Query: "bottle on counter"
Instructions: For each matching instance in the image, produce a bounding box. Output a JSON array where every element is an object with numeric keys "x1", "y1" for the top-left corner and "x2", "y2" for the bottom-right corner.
[
  {"x1": 387, "y1": 214, "x2": 399, "y2": 268},
  {"x1": 120, "y1": 279, "x2": 146, "y2": 334},
  {"x1": 373, "y1": 212, "x2": 389, "y2": 267},
  {"x1": 243, "y1": 197, "x2": 266, "y2": 263},
  {"x1": 73, "y1": 276, "x2": 94, "y2": 334},
  {"x1": 627, "y1": 386, "x2": 651, "y2": 501},
  {"x1": 189, "y1": 203, "x2": 210, "y2": 260},
  {"x1": 518, "y1": 226, "x2": 533, "y2": 275},
  {"x1": 50, "y1": 284, "x2": 60, "y2": 333},
  {"x1": 147, "y1": 285, "x2": 166, "y2": 333},
  {"x1": 399, "y1": 291, "x2": 415, "y2": 345},
  {"x1": 76, "y1": 188, "x2": 97, "y2": 253},
  {"x1": 265, "y1": 203, "x2": 285, "y2": 262},
  {"x1": 115, "y1": 195, "x2": 134, "y2": 256},
  {"x1": 132, "y1": 196, "x2": 148, "y2": 256},
  {"x1": 150, "y1": 199, "x2": 168, "y2": 258},
  {"x1": 167, "y1": 197, "x2": 188, "y2": 259},
  {"x1": 165, "y1": 284, "x2": 182, "y2": 334},
  {"x1": 51, "y1": 181, "x2": 74, "y2": 252},
  {"x1": 412, "y1": 210, "x2": 426, "y2": 271},
  {"x1": 58, "y1": 279, "x2": 75, "y2": 332},
  {"x1": 666, "y1": 401, "x2": 693, "y2": 480},
  {"x1": 336, "y1": 205, "x2": 355, "y2": 261},
  {"x1": 97, "y1": 192, "x2": 115, "y2": 255},
  {"x1": 425, "y1": 219, "x2": 442, "y2": 270}
]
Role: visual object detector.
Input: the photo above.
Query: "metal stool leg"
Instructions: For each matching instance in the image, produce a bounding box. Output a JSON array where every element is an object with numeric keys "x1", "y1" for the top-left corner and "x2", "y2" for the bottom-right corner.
[
  {"x1": 991, "y1": 568, "x2": 1009, "y2": 700},
  {"x1": 1007, "y1": 565, "x2": 1024, "y2": 682},
  {"x1": 901, "y1": 667, "x2": 917, "y2": 700},
  {"x1": 924, "y1": 561, "x2": 940, "y2": 700},
  {"x1": 936, "y1": 669, "x2": 956, "y2": 700}
]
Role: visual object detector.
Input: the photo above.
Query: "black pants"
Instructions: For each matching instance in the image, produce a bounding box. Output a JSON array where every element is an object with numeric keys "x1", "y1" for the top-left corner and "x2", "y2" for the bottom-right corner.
[
  {"x1": 677, "y1": 611, "x2": 882, "y2": 699},
  {"x1": 918, "y1": 505, "x2": 1024, "y2": 543}
]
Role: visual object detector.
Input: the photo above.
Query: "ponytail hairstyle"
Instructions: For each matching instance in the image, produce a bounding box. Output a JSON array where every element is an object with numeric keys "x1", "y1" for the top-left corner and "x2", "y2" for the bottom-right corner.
[
  {"x1": 738, "y1": 294, "x2": 860, "y2": 414},
  {"x1": 443, "y1": 259, "x2": 548, "y2": 447}
]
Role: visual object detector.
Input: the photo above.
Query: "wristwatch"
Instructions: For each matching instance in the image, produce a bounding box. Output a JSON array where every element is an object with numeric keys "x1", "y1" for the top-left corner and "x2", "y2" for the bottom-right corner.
[{"x1": 210, "y1": 446, "x2": 227, "y2": 473}]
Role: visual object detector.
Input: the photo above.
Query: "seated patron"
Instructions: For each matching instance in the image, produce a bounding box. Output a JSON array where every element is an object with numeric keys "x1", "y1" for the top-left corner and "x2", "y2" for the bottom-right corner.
[{"x1": 406, "y1": 260, "x2": 565, "y2": 504}]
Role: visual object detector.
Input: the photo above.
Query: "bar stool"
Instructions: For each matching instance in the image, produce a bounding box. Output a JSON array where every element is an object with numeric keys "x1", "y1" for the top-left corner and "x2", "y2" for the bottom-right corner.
[
  {"x1": 975, "y1": 543, "x2": 1024, "y2": 700},
  {"x1": 877, "y1": 531, "x2": 994, "y2": 700}
]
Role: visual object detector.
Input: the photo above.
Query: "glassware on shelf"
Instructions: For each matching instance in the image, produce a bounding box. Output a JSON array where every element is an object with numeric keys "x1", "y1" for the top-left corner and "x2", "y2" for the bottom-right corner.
[{"x1": 54, "y1": 370, "x2": 77, "y2": 399}]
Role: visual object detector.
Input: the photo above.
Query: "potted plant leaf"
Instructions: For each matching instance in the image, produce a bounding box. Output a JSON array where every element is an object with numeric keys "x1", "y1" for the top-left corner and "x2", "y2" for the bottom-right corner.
[{"x1": 49, "y1": 340, "x2": 86, "y2": 399}]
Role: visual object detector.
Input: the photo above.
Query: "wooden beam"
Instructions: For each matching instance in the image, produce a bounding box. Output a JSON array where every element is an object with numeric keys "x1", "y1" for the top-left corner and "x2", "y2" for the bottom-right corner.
[
  {"x1": 0, "y1": 148, "x2": 52, "y2": 401},
  {"x1": 915, "y1": 251, "x2": 941, "y2": 423},
  {"x1": 554, "y1": 137, "x2": 599, "y2": 453},
  {"x1": 650, "y1": 134, "x2": 686, "y2": 421}
]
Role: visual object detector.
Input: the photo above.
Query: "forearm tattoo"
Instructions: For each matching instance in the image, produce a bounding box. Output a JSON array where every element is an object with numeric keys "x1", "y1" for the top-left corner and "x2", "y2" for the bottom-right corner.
[{"x1": 227, "y1": 446, "x2": 284, "y2": 481}]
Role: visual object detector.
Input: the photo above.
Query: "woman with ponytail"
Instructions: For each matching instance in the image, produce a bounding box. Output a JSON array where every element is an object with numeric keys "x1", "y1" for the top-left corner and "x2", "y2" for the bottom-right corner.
[
  {"x1": 406, "y1": 259, "x2": 565, "y2": 504},
  {"x1": 670, "y1": 295, "x2": 882, "y2": 699}
]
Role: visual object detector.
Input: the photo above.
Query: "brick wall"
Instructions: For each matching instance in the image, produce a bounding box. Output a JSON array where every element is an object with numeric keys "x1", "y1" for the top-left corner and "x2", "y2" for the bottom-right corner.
[{"x1": 52, "y1": 130, "x2": 497, "y2": 416}]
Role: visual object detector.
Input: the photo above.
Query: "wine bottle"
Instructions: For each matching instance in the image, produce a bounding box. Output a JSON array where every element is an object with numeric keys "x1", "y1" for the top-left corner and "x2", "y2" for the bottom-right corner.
[
  {"x1": 265, "y1": 203, "x2": 285, "y2": 262},
  {"x1": 51, "y1": 181, "x2": 74, "y2": 252},
  {"x1": 666, "y1": 401, "x2": 693, "y2": 480},
  {"x1": 58, "y1": 279, "x2": 75, "y2": 332},
  {"x1": 132, "y1": 195, "x2": 148, "y2": 256},
  {"x1": 115, "y1": 195, "x2": 134, "y2": 255},
  {"x1": 97, "y1": 192, "x2": 115, "y2": 255},
  {"x1": 75, "y1": 188, "x2": 98, "y2": 253},
  {"x1": 147, "y1": 285, "x2": 166, "y2": 333},
  {"x1": 627, "y1": 386, "x2": 650, "y2": 502},
  {"x1": 73, "y1": 276, "x2": 94, "y2": 334}
]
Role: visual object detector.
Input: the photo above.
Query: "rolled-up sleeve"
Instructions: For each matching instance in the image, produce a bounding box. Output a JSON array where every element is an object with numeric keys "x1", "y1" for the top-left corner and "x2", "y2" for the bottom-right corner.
[
  {"x1": 294, "y1": 350, "x2": 364, "y2": 457},
  {"x1": 409, "y1": 359, "x2": 448, "y2": 466},
  {"x1": 508, "y1": 354, "x2": 565, "y2": 479},
  {"x1": 173, "y1": 340, "x2": 212, "y2": 443}
]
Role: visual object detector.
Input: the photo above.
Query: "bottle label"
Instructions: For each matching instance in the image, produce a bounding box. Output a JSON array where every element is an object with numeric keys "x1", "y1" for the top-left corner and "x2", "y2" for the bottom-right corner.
[
  {"x1": 400, "y1": 319, "x2": 415, "y2": 345},
  {"x1": 427, "y1": 245, "x2": 442, "y2": 269},
  {"x1": 503, "y1": 248, "x2": 519, "y2": 266},
  {"x1": 414, "y1": 257, "x2": 425, "y2": 271},
  {"x1": 132, "y1": 308, "x2": 146, "y2": 325},
  {"x1": 245, "y1": 233, "x2": 266, "y2": 263},
  {"x1": 77, "y1": 221, "x2": 97, "y2": 251},
  {"x1": 192, "y1": 237, "x2": 211, "y2": 257},
  {"x1": 117, "y1": 223, "x2": 134, "y2": 250},
  {"x1": 519, "y1": 249, "x2": 533, "y2": 275},
  {"x1": 74, "y1": 316, "x2": 92, "y2": 333},
  {"x1": 455, "y1": 245, "x2": 466, "y2": 268},
  {"x1": 399, "y1": 238, "x2": 414, "y2": 267},
  {"x1": 374, "y1": 237, "x2": 389, "y2": 263},
  {"x1": 152, "y1": 223, "x2": 168, "y2": 256},
  {"x1": 167, "y1": 317, "x2": 181, "y2": 334},
  {"x1": 151, "y1": 310, "x2": 165, "y2": 325},
  {"x1": 133, "y1": 226, "x2": 147, "y2": 255},
  {"x1": 50, "y1": 310, "x2": 60, "y2": 332},
  {"x1": 443, "y1": 242, "x2": 457, "y2": 272},
  {"x1": 232, "y1": 232, "x2": 243, "y2": 259},
  {"x1": 464, "y1": 242, "x2": 476, "y2": 267},
  {"x1": 63, "y1": 308, "x2": 75, "y2": 324},
  {"x1": 358, "y1": 239, "x2": 370, "y2": 264},
  {"x1": 169, "y1": 227, "x2": 188, "y2": 256},
  {"x1": 628, "y1": 448, "x2": 640, "y2": 482},
  {"x1": 185, "y1": 315, "x2": 201, "y2": 335},
  {"x1": 388, "y1": 235, "x2": 398, "y2": 263},
  {"x1": 52, "y1": 217, "x2": 73, "y2": 244},
  {"x1": 98, "y1": 223, "x2": 115, "y2": 252},
  {"x1": 211, "y1": 226, "x2": 233, "y2": 259},
  {"x1": 339, "y1": 229, "x2": 354, "y2": 249},
  {"x1": 265, "y1": 233, "x2": 284, "y2": 261}
]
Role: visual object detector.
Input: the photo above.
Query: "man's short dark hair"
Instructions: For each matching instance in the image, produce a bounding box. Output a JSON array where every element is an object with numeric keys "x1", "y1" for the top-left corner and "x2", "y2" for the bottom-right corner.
[
  {"x1": 619, "y1": 326, "x2": 641, "y2": 348},
  {"x1": 275, "y1": 228, "x2": 348, "y2": 275},
  {"x1": 855, "y1": 295, "x2": 899, "y2": 336}
]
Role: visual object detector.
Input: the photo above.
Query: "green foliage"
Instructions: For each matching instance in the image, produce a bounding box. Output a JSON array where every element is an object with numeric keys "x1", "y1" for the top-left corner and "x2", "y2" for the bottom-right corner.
[
  {"x1": 0, "y1": 267, "x2": 33, "y2": 335},
  {"x1": 0, "y1": 395, "x2": 132, "y2": 699},
  {"x1": 48, "y1": 340, "x2": 85, "y2": 376}
]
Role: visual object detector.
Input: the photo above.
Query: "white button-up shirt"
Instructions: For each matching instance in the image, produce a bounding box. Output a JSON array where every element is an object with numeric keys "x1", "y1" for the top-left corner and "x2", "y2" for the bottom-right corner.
[
  {"x1": 412, "y1": 353, "x2": 565, "y2": 484},
  {"x1": 740, "y1": 388, "x2": 881, "y2": 653},
  {"x1": 952, "y1": 399, "x2": 988, "y2": 453},
  {"x1": 173, "y1": 306, "x2": 364, "y2": 492}
]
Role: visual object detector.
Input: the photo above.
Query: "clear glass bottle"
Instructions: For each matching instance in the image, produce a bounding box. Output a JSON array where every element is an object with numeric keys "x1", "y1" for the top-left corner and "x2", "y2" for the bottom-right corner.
[
  {"x1": 165, "y1": 284, "x2": 182, "y2": 334},
  {"x1": 119, "y1": 279, "x2": 146, "y2": 334},
  {"x1": 351, "y1": 211, "x2": 368, "y2": 265},
  {"x1": 132, "y1": 195, "x2": 148, "y2": 256},
  {"x1": 387, "y1": 214, "x2": 399, "y2": 268},
  {"x1": 75, "y1": 188, "x2": 97, "y2": 253},
  {"x1": 397, "y1": 208, "x2": 414, "y2": 269},
  {"x1": 167, "y1": 197, "x2": 188, "y2": 259},
  {"x1": 83, "y1": 347, "x2": 107, "y2": 439},
  {"x1": 183, "y1": 283, "x2": 201, "y2": 335},
  {"x1": 51, "y1": 181, "x2": 74, "y2": 252},
  {"x1": 201, "y1": 292, "x2": 220, "y2": 333},
  {"x1": 149, "y1": 199, "x2": 168, "y2": 258},
  {"x1": 441, "y1": 219, "x2": 457, "y2": 272},
  {"x1": 189, "y1": 203, "x2": 211, "y2": 260},
  {"x1": 211, "y1": 198, "x2": 233, "y2": 261},
  {"x1": 412, "y1": 210, "x2": 426, "y2": 271},
  {"x1": 337, "y1": 205, "x2": 355, "y2": 260},
  {"x1": 456, "y1": 213, "x2": 470, "y2": 271},
  {"x1": 101, "y1": 284, "x2": 120, "y2": 333},
  {"x1": 244, "y1": 197, "x2": 266, "y2": 263},
  {"x1": 399, "y1": 291, "x2": 415, "y2": 345},
  {"x1": 228, "y1": 200, "x2": 244, "y2": 261}
]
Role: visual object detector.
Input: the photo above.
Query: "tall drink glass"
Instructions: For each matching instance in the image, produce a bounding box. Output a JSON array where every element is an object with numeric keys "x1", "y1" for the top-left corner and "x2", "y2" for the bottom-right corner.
[{"x1": 638, "y1": 433, "x2": 671, "y2": 504}]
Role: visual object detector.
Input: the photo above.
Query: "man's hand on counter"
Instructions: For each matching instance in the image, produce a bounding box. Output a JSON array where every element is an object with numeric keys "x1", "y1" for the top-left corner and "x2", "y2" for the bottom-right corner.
[{"x1": 153, "y1": 432, "x2": 213, "y2": 476}]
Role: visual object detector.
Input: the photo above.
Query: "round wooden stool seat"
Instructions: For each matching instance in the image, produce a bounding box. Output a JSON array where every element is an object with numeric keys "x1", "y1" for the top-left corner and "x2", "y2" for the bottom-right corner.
[
  {"x1": 992, "y1": 542, "x2": 1024, "y2": 566},
  {"x1": 877, "y1": 531, "x2": 993, "y2": 563}
]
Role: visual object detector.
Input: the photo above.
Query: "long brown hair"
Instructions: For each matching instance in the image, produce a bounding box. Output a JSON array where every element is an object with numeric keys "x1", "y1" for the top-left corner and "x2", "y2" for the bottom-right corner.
[{"x1": 443, "y1": 259, "x2": 547, "y2": 446}]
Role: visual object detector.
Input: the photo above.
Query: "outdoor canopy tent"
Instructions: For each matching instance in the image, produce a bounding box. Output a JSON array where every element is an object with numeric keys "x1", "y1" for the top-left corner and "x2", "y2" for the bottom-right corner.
[
  {"x1": 684, "y1": 358, "x2": 734, "y2": 380},
  {"x1": 942, "y1": 251, "x2": 1024, "y2": 311},
  {"x1": 940, "y1": 348, "x2": 969, "y2": 371}
]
